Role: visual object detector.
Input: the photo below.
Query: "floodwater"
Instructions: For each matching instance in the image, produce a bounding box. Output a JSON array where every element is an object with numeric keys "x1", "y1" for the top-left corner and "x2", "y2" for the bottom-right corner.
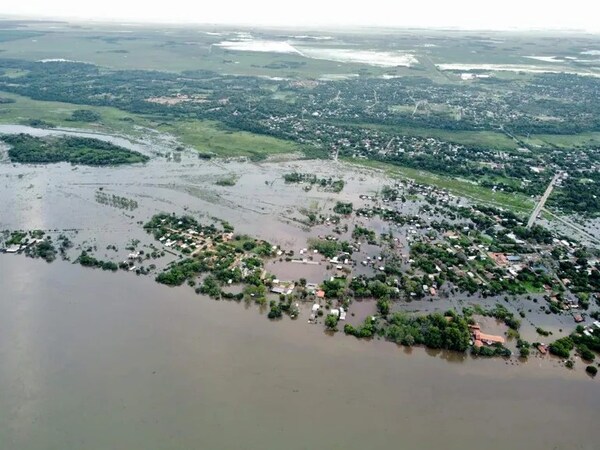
[
  {"x1": 0, "y1": 125, "x2": 599, "y2": 449},
  {"x1": 0, "y1": 255, "x2": 598, "y2": 450},
  {"x1": 0, "y1": 124, "x2": 389, "y2": 253}
]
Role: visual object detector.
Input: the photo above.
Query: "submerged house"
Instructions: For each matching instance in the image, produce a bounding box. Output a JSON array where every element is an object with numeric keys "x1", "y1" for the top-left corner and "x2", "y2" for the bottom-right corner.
[{"x1": 469, "y1": 324, "x2": 505, "y2": 348}]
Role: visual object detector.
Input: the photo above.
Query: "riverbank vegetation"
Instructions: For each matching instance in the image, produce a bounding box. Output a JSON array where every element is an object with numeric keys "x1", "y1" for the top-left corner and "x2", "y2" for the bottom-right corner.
[
  {"x1": 0, "y1": 133, "x2": 148, "y2": 166},
  {"x1": 283, "y1": 172, "x2": 344, "y2": 192}
]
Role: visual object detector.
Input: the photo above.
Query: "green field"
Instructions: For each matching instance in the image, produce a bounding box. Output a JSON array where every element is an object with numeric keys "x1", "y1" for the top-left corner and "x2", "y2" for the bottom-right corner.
[
  {"x1": 347, "y1": 122, "x2": 519, "y2": 151},
  {"x1": 0, "y1": 91, "x2": 302, "y2": 158},
  {"x1": 0, "y1": 91, "x2": 143, "y2": 134},
  {"x1": 342, "y1": 120, "x2": 600, "y2": 153},
  {"x1": 344, "y1": 157, "x2": 534, "y2": 213},
  {"x1": 155, "y1": 120, "x2": 302, "y2": 158},
  {"x1": 520, "y1": 132, "x2": 600, "y2": 149}
]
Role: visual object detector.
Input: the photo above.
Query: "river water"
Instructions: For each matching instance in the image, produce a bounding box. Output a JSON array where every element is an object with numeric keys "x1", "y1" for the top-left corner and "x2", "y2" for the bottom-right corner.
[{"x1": 0, "y1": 255, "x2": 598, "y2": 450}]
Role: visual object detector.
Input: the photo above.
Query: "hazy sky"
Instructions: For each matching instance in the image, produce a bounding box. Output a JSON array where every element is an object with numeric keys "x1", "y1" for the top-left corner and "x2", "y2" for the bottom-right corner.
[{"x1": 2, "y1": 0, "x2": 599, "y2": 31}]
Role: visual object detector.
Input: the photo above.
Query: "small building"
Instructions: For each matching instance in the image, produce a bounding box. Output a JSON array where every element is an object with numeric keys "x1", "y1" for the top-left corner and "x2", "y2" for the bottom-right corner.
[
  {"x1": 271, "y1": 286, "x2": 293, "y2": 295},
  {"x1": 470, "y1": 325, "x2": 505, "y2": 347},
  {"x1": 271, "y1": 280, "x2": 294, "y2": 296}
]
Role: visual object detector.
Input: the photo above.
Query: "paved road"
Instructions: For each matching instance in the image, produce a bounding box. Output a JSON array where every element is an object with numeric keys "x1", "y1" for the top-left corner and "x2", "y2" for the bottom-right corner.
[{"x1": 527, "y1": 173, "x2": 560, "y2": 228}]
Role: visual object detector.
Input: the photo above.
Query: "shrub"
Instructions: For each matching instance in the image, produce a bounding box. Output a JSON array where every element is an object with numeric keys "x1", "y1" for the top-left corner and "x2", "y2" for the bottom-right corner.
[{"x1": 549, "y1": 337, "x2": 575, "y2": 358}]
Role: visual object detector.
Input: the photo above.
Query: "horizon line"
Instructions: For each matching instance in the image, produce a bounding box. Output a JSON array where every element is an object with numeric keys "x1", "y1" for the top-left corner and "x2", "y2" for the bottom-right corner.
[{"x1": 1, "y1": 13, "x2": 599, "y2": 35}]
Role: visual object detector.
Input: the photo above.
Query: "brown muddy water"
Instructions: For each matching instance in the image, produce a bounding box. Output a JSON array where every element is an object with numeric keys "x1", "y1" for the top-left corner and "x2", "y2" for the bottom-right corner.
[
  {"x1": 0, "y1": 256, "x2": 598, "y2": 450},
  {"x1": 0, "y1": 126, "x2": 598, "y2": 449}
]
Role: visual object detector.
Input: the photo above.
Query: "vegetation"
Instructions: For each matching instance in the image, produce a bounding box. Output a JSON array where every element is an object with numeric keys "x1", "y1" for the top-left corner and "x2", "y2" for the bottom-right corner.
[
  {"x1": 1, "y1": 133, "x2": 148, "y2": 166},
  {"x1": 156, "y1": 259, "x2": 203, "y2": 285},
  {"x1": 68, "y1": 109, "x2": 101, "y2": 122},
  {"x1": 95, "y1": 191, "x2": 138, "y2": 210},
  {"x1": 344, "y1": 311, "x2": 473, "y2": 353},
  {"x1": 30, "y1": 240, "x2": 57, "y2": 262},
  {"x1": 283, "y1": 172, "x2": 344, "y2": 192},
  {"x1": 333, "y1": 202, "x2": 353, "y2": 215},
  {"x1": 198, "y1": 275, "x2": 222, "y2": 298},
  {"x1": 549, "y1": 337, "x2": 575, "y2": 358},
  {"x1": 215, "y1": 176, "x2": 237, "y2": 187},
  {"x1": 325, "y1": 314, "x2": 339, "y2": 331},
  {"x1": 385, "y1": 312, "x2": 471, "y2": 353},
  {"x1": 76, "y1": 251, "x2": 119, "y2": 271},
  {"x1": 517, "y1": 339, "x2": 531, "y2": 358},
  {"x1": 308, "y1": 238, "x2": 353, "y2": 259}
]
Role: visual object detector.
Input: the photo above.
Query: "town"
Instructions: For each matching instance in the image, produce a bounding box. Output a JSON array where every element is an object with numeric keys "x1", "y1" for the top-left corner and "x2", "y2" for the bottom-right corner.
[{"x1": 3, "y1": 173, "x2": 599, "y2": 373}]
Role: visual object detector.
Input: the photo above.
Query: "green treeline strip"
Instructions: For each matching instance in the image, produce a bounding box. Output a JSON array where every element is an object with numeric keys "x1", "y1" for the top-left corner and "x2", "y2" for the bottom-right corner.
[{"x1": 0, "y1": 133, "x2": 149, "y2": 166}]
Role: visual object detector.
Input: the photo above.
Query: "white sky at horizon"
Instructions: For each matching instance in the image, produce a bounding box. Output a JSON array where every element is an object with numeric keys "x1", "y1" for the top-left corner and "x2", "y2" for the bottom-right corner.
[{"x1": 1, "y1": 0, "x2": 599, "y2": 32}]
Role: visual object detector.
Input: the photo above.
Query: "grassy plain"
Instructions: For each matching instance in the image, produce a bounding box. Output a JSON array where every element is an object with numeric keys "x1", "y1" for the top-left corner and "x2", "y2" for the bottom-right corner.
[
  {"x1": 0, "y1": 91, "x2": 141, "y2": 132},
  {"x1": 155, "y1": 120, "x2": 302, "y2": 158},
  {"x1": 352, "y1": 122, "x2": 519, "y2": 150},
  {"x1": 520, "y1": 132, "x2": 600, "y2": 149}
]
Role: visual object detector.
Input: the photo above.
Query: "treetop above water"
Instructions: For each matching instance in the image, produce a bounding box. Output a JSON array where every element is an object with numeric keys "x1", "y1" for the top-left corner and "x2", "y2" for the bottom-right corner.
[{"x1": 0, "y1": 133, "x2": 149, "y2": 166}]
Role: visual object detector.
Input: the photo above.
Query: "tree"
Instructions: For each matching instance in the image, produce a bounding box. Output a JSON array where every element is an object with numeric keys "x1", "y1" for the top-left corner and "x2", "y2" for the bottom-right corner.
[
  {"x1": 549, "y1": 337, "x2": 574, "y2": 358},
  {"x1": 402, "y1": 334, "x2": 415, "y2": 347},
  {"x1": 444, "y1": 326, "x2": 470, "y2": 352},
  {"x1": 325, "y1": 314, "x2": 339, "y2": 331},
  {"x1": 578, "y1": 344, "x2": 595, "y2": 362},
  {"x1": 199, "y1": 275, "x2": 221, "y2": 298},
  {"x1": 268, "y1": 301, "x2": 282, "y2": 319},
  {"x1": 424, "y1": 326, "x2": 443, "y2": 349},
  {"x1": 369, "y1": 280, "x2": 390, "y2": 299},
  {"x1": 376, "y1": 297, "x2": 391, "y2": 316}
]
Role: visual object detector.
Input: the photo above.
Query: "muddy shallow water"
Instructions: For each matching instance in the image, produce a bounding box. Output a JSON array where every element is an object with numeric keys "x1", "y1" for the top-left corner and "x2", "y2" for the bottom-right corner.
[{"x1": 0, "y1": 125, "x2": 390, "y2": 250}]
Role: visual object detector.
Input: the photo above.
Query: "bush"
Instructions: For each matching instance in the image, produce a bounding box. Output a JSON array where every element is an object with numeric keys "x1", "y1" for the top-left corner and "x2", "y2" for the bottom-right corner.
[
  {"x1": 325, "y1": 314, "x2": 339, "y2": 330},
  {"x1": 268, "y1": 301, "x2": 282, "y2": 319},
  {"x1": 69, "y1": 109, "x2": 101, "y2": 122},
  {"x1": 585, "y1": 365, "x2": 597, "y2": 376},
  {"x1": 565, "y1": 360, "x2": 574, "y2": 369},
  {"x1": 549, "y1": 337, "x2": 575, "y2": 358},
  {"x1": 578, "y1": 345, "x2": 595, "y2": 362},
  {"x1": 536, "y1": 327, "x2": 551, "y2": 337},
  {"x1": 376, "y1": 297, "x2": 391, "y2": 316}
]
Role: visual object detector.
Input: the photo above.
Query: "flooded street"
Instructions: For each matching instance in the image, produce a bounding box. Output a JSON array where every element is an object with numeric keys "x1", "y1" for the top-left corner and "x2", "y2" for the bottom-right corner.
[{"x1": 0, "y1": 255, "x2": 598, "y2": 450}]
